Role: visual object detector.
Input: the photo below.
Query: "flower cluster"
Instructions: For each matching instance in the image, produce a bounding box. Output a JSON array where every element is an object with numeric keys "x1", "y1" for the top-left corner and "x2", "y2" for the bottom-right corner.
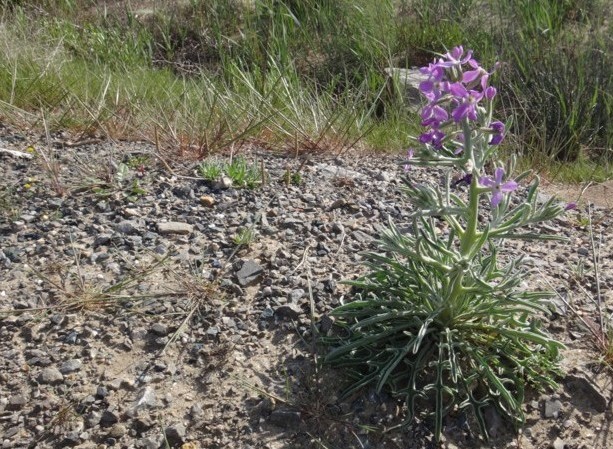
[
  {"x1": 417, "y1": 46, "x2": 500, "y2": 156},
  {"x1": 408, "y1": 45, "x2": 519, "y2": 207}
]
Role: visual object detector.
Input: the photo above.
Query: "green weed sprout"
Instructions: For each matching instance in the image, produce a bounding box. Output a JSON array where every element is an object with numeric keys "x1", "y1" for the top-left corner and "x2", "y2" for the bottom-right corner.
[
  {"x1": 198, "y1": 157, "x2": 261, "y2": 189},
  {"x1": 325, "y1": 46, "x2": 569, "y2": 442},
  {"x1": 232, "y1": 228, "x2": 256, "y2": 247},
  {"x1": 197, "y1": 159, "x2": 223, "y2": 182}
]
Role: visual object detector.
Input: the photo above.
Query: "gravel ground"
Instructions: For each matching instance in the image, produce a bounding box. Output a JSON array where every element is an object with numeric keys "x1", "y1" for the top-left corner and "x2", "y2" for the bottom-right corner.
[{"x1": 1, "y1": 123, "x2": 612, "y2": 449}]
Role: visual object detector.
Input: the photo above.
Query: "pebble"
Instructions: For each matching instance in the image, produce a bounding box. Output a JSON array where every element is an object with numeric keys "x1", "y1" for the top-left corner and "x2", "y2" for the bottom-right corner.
[
  {"x1": 38, "y1": 367, "x2": 64, "y2": 385},
  {"x1": 553, "y1": 437, "x2": 566, "y2": 449},
  {"x1": 200, "y1": 195, "x2": 215, "y2": 207},
  {"x1": 59, "y1": 358, "x2": 83, "y2": 374},
  {"x1": 268, "y1": 408, "x2": 302, "y2": 428},
  {"x1": 135, "y1": 386, "x2": 158, "y2": 409},
  {"x1": 100, "y1": 409, "x2": 120, "y2": 426},
  {"x1": 157, "y1": 222, "x2": 194, "y2": 235},
  {"x1": 544, "y1": 398, "x2": 563, "y2": 419},
  {"x1": 274, "y1": 303, "x2": 303, "y2": 320},
  {"x1": 236, "y1": 260, "x2": 264, "y2": 286},
  {"x1": 115, "y1": 220, "x2": 141, "y2": 235},
  {"x1": 151, "y1": 323, "x2": 169, "y2": 336},
  {"x1": 7, "y1": 394, "x2": 27, "y2": 410},
  {"x1": 165, "y1": 423, "x2": 187, "y2": 446}
]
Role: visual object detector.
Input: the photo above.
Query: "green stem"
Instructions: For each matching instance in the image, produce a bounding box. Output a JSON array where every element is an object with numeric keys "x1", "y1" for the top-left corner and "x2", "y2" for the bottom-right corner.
[
  {"x1": 461, "y1": 173, "x2": 480, "y2": 256},
  {"x1": 444, "y1": 122, "x2": 482, "y2": 319}
]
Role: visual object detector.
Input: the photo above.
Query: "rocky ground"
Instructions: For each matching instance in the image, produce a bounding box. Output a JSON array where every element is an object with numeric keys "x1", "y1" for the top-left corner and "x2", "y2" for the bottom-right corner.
[{"x1": 1, "y1": 123, "x2": 612, "y2": 449}]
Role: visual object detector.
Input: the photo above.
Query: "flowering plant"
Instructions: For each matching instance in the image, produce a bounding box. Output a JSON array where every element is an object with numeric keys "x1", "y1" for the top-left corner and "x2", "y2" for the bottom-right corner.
[{"x1": 325, "y1": 47, "x2": 567, "y2": 441}]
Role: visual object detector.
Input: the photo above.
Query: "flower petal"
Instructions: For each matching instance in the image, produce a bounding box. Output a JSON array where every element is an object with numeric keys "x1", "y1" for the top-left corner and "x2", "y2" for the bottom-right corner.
[
  {"x1": 462, "y1": 69, "x2": 481, "y2": 84},
  {"x1": 500, "y1": 180, "x2": 518, "y2": 193},
  {"x1": 419, "y1": 80, "x2": 434, "y2": 93},
  {"x1": 479, "y1": 176, "x2": 496, "y2": 188},
  {"x1": 491, "y1": 191, "x2": 503, "y2": 207},
  {"x1": 494, "y1": 167, "x2": 505, "y2": 184}
]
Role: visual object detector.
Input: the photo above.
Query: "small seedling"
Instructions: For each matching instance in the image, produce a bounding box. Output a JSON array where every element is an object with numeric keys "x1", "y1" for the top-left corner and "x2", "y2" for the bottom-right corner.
[
  {"x1": 90, "y1": 162, "x2": 147, "y2": 201},
  {"x1": 232, "y1": 228, "x2": 255, "y2": 247},
  {"x1": 125, "y1": 154, "x2": 151, "y2": 169},
  {"x1": 198, "y1": 157, "x2": 261, "y2": 189},
  {"x1": 226, "y1": 157, "x2": 261, "y2": 189},
  {"x1": 198, "y1": 159, "x2": 223, "y2": 181}
]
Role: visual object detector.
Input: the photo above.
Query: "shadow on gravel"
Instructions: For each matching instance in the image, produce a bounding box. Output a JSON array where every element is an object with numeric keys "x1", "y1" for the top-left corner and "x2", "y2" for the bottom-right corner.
[{"x1": 246, "y1": 326, "x2": 519, "y2": 449}]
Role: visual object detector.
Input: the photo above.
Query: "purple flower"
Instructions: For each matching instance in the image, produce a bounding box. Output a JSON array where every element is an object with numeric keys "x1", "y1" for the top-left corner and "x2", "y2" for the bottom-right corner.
[
  {"x1": 462, "y1": 67, "x2": 485, "y2": 84},
  {"x1": 565, "y1": 202, "x2": 577, "y2": 211},
  {"x1": 489, "y1": 121, "x2": 505, "y2": 145},
  {"x1": 419, "y1": 129, "x2": 446, "y2": 149},
  {"x1": 479, "y1": 167, "x2": 518, "y2": 207},
  {"x1": 438, "y1": 46, "x2": 475, "y2": 68},
  {"x1": 420, "y1": 103, "x2": 448, "y2": 128},
  {"x1": 448, "y1": 83, "x2": 484, "y2": 122}
]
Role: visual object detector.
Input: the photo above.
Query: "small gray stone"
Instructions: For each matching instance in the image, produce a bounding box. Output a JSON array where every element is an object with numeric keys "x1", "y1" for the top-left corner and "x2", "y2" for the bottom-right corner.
[
  {"x1": 50, "y1": 313, "x2": 65, "y2": 325},
  {"x1": 236, "y1": 260, "x2": 264, "y2": 287},
  {"x1": 96, "y1": 386, "x2": 109, "y2": 399},
  {"x1": 59, "y1": 359, "x2": 82, "y2": 374},
  {"x1": 317, "y1": 163, "x2": 363, "y2": 180},
  {"x1": 269, "y1": 407, "x2": 301, "y2": 428},
  {"x1": 4, "y1": 426, "x2": 20, "y2": 438},
  {"x1": 213, "y1": 176, "x2": 233, "y2": 190},
  {"x1": 61, "y1": 431, "x2": 81, "y2": 446},
  {"x1": 38, "y1": 367, "x2": 64, "y2": 385},
  {"x1": 206, "y1": 326, "x2": 220, "y2": 339},
  {"x1": 544, "y1": 398, "x2": 563, "y2": 418},
  {"x1": 139, "y1": 435, "x2": 164, "y2": 449},
  {"x1": 150, "y1": 323, "x2": 168, "y2": 336},
  {"x1": 260, "y1": 307, "x2": 274, "y2": 319},
  {"x1": 135, "y1": 386, "x2": 158, "y2": 409},
  {"x1": 157, "y1": 222, "x2": 193, "y2": 235},
  {"x1": 564, "y1": 373, "x2": 608, "y2": 413},
  {"x1": 93, "y1": 234, "x2": 112, "y2": 247},
  {"x1": 115, "y1": 220, "x2": 141, "y2": 235},
  {"x1": 553, "y1": 437, "x2": 566, "y2": 449},
  {"x1": 352, "y1": 230, "x2": 372, "y2": 243},
  {"x1": 7, "y1": 394, "x2": 27, "y2": 410},
  {"x1": 289, "y1": 288, "x2": 305, "y2": 302},
  {"x1": 190, "y1": 404, "x2": 204, "y2": 420},
  {"x1": 164, "y1": 423, "x2": 186, "y2": 446},
  {"x1": 376, "y1": 171, "x2": 394, "y2": 182}
]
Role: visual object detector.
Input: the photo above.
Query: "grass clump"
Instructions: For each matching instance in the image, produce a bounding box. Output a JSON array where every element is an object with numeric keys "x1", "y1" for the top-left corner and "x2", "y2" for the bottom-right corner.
[{"x1": 198, "y1": 156, "x2": 261, "y2": 189}]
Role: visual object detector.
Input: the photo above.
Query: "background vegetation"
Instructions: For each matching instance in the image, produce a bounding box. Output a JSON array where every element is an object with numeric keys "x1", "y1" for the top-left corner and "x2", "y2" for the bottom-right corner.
[{"x1": 0, "y1": 0, "x2": 611, "y2": 180}]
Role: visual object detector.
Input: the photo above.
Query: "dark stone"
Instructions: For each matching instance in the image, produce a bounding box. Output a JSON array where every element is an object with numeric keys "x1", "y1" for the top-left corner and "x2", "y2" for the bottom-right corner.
[
  {"x1": 274, "y1": 303, "x2": 303, "y2": 320},
  {"x1": 93, "y1": 234, "x2": 112, "y2": 248},
  {"x1": 236, "y1": 260, "x2": 264, "y2": 287},
  {"x1": 565, "y1": 373, "x2": 608, "y2": 413},
  {"x1": 100, "y1": 409, "x2": 120, "y2": 426},
  {"x1": 269, "y1": 407, "x2": 302, "y2": 429},
  {"x1": 115, "y1": 220, "x2": 141, "y2": 235},
  {"x1": 164, "y1": 423, "x2": 186, "y2": 446}
]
